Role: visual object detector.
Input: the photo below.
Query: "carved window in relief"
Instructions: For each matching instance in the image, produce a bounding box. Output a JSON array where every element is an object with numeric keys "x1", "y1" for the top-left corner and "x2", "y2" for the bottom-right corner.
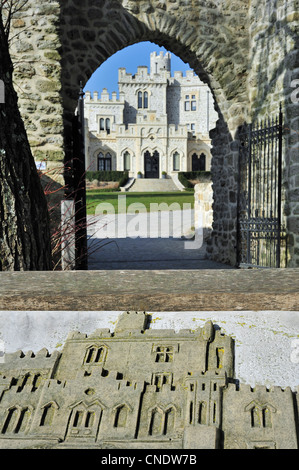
[
  {"x1": 154, "y1": 346, "x2": 173, "y2": 363},
  {"x1": 40, "y1": 402, "x2": 58, "y2": 427},
  {"x1": 149, "y1": 406, "x2": 176, "y2": 436},
  {"x1": 84, "y1": 345, "x2": 108, "y2": 365},
  {"x1": 198, "y1": 402, "x2": 207, "y2": 425},
  {"x1": 1, "y1": 406, "x2": 32, "y2": 435},
  {"x1": 15, "y1": 372, "x2": 42, "y2": 393},
  {"x1": 153, "y1": 373, "x2": 172, "y2": 390},
  {"x1": 114, "y1": 404, "x2": 130, "y2": 428},
  {"x1": 251, "y1": 406, "x2": 272, "y2": 428},
  {"x1": 216, "y1": 347, "x2": 225, "y2": 369},
  {"x1": 72, "y1": 410, "x2": 96, "y2": 429},
  {"x1": 67, "y1": 402, "x2": 103, "y2": 439},
  {"x1": 245, "y1": 402, "x2": 275, "y2": 428}
]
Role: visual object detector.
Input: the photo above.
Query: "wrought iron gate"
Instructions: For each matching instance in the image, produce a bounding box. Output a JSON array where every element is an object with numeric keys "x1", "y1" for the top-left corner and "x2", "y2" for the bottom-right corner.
[{"x1": 238, "y1": 105, "x2": 286, "y2": 268}]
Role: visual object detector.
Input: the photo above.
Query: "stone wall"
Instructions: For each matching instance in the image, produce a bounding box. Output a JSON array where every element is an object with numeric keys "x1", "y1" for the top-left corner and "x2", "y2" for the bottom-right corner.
[
  {"x1": 248, "y1": 0, "x2": 299, "y2": 267},
  {"x1": 0, "y1": 311, "x2": 297, "y2": 449},
  {"x1": 194, "y1": 178, "x2": 213, "y2": 257},
  {"x1": 6, "y1": 0, "x2": 299, "y2": 267}
]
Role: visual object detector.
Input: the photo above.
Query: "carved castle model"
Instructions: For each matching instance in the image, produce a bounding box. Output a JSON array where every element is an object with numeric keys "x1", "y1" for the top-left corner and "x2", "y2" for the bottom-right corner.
[
  {"x1": 84, "y1": 51, "x2": 218, "y2": 180},
  {"x1": 0, "y1": 312, "x2": 298, "y2": 449}
]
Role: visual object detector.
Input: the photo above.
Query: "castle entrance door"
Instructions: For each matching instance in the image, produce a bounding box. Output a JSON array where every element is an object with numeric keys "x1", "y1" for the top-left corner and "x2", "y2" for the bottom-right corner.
[{"x1": 144, "y1": 150, "x2": 159, "y2": 178}]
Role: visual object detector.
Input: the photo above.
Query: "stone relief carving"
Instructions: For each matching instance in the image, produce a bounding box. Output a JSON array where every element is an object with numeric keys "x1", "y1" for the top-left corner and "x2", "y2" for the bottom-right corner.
[{"x1": 0, "y1": 312, "x2": 297, "y2": 449}]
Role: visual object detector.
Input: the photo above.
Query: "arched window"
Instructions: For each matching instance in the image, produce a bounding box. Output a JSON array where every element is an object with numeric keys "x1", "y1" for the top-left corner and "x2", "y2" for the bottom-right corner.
[
  {"x1": 2, "y1": 407, "x2": 18, "y2": 434},
  {"x1": 138, "y1": 91, "x2": 143, "y2": 109},
  {"x1": 3, "y1": 407, "x2": 31, "y2": 434},
  {"x1": 138, "y1": 91, "x2": 149, "y2": 109},
  {"x1": 98, "y1": 152, "x2": 104, "y2": 171},
  {"x1": 99, "y1": 118, "x2": 111, "y2": 134},
  {"x1": 40, "y1": 403, "x2": 56, "y2": 426},
  {"x1": 164, "y1": 407, "x2": 175, "y2": 435},
  {"x1": 199, "y1": 153, "x2": 206, "y2": 171},
  {"x1": 149, "y1": 408, "x2": 164, "y2": 436},
  {"x1": 173, "y1": 152, "x2": 180, "y2": 171},
  {"x1": 198, "y1": 402, "x2": 207, "y2": 425},
  {"x1": 98, "y1": 152, "x2": 112, "y2": 171},
  {"x1": 192, "y1": 152, "x2": 206, "y2": 172},
  {"x1": 114, "y1": 405, "x2": 129, "y2": 428},
  {"x1": 144, "y1": 91, "x2": 148, "y2": 109},
  {"x1": 84, "y1": 345, "x2": 108, "y2": 364},
  {"x1": 85, "y1": 411, "x2": 95, "y2": 428},
  {"x1": 124, "y1": 151, "x2": 131, "y2": 171}
]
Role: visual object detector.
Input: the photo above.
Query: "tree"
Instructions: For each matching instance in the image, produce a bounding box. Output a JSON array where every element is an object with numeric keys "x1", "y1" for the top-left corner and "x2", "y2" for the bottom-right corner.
[{"x1": 0, "y1": 0, "x2": 51, "y2": 270}]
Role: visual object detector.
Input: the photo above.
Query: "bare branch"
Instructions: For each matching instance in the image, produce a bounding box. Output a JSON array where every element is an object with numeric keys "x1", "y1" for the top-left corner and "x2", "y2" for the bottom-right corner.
[{"x1": 1, "y1": 0, "x2": 30, "y2": 37}]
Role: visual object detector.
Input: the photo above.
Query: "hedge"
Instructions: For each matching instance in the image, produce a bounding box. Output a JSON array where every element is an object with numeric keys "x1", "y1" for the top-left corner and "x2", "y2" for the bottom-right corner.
[
  {"x1": 178, "y1": 171, "x2": 211, "y2": 189},
  {"x1": 86, "y1": 170, "x2": 129, "y2": 188}
]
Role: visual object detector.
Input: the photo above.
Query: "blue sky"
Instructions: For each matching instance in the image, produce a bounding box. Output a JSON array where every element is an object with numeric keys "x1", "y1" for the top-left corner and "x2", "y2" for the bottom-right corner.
[{"x1": 84, "y1": 41, "x2": 192, "y2": 96}]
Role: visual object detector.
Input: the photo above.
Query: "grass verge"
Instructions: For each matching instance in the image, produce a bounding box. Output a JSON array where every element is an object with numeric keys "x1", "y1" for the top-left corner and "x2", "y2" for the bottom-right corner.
[{"x1": 86, "y1": 190, "x2": 195, "y2": 215}]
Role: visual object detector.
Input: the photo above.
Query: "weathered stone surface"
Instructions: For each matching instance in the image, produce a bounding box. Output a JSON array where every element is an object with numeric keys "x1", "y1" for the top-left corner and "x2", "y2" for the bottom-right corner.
[
  {"x1": 6, "y1": 0, "x2": 298, "y2": 267},
  {"x1": 0, "y1": 269, "x2": 298, "y2": 311},
  {"x1": 0, "y1": 311, "x2": 297, "y2": 449}
]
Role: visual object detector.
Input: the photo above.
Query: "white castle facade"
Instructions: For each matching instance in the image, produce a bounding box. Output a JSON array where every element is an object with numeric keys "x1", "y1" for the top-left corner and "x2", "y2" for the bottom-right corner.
[{"x1": 84, "y1": 51, "x2": 218, "y2": 180}]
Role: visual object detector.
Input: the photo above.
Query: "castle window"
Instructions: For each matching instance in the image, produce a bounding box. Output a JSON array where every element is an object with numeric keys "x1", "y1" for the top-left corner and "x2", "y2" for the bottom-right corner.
[
  {"x1": 138, "y1": 91, "x2": 142, "y2": 108},
  {"x1": 40, "y1": 403, "x2": 56, "y2": 426},
  {"x1": 185, "y1": 95, "x2": 196, "y2": 111},
  {"x1": 149, "y1": 408, "x2": 164, "y2": 436},
  {"x1": 98, "y1": 152, "x2": 112, "y2": 171},
  {"x1": 106, "y1": 118, "x2": 110, "y2": 134},
  {"x1": 2, "y1": 407, "x2": 31, "y2": 434},
  {"x1": 73, "y1": 410, "x2": 84, "y2": 427},
  {"x1": 138, "y1": 91, "x2": 149, "y2": 109},
  {"x1": 198, "y1": 402, "x2": 207, "y2": 425},
  {"x1": 164, "y1": 407, "x2": 175, "y2": 435},
  {"x1": 99, "y1": 118, "x2": 111, "y2": 134},
  {"x1": 251, "y1": 406, "x2": 272, "y2": 428},
  {"x1": 85, "y1": 411, "x2": 95, "y2": 428},
  {"x1": 199, "y1": 153, "x2": 206, "y2": 171},
  {"x1": 124, "y1": 151, "x2": 131, "y2": 171},
  {"x1": 154, "y1": 346, "x2": 173, "y2": 363},
  {"x1": 114, "y1": 405, "x2": 129, "y2": 428},
  {"x1": 153, "y1": 373, "x2": 172, "y2": 390},
  {"x1": 144, "y1": 91, "x2": 148, "y2": 109},
  {"x1": 173, "y1": 152, "x2": 180, "y2": 171},
  {"x1": 84, "y1": 345, "x2": 107, "y2": 365},
  {"x1": 192, "y1": 152, "x2": 206, "y2": 172}
]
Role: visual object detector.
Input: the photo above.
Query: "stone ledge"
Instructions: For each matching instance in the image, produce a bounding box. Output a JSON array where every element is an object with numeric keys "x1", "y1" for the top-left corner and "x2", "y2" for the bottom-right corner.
[{"x1": 0, "y1": 269, "x2": 298, "y2": 311}]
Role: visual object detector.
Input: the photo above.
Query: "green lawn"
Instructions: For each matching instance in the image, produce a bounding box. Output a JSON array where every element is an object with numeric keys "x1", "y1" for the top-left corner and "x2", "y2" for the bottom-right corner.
[{"x1": 86, "y1": 190, "x2": 195, "y2": 215}]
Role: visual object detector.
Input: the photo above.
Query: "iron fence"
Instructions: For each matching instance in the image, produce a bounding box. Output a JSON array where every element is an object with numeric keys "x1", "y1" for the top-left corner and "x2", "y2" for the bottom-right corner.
[{"x1": 238, "y1": 105, "x2": 286, "y2": 268}]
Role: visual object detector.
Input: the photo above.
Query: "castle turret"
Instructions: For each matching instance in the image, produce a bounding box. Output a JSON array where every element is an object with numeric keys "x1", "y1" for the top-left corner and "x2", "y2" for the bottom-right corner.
[{"x1": 150, "y1": 51, "x2": 171, "y2": 75}]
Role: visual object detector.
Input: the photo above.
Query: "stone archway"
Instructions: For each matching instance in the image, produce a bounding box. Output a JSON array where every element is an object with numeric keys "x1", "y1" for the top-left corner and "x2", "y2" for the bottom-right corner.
[{"x1": 9, "y1": 0, "x2": 299, "y2": 267}]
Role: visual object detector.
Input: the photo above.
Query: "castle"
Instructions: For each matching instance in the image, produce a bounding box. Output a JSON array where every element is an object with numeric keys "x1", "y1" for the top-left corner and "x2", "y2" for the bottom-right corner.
[
  {"x1": 84, "y1": 51, "x2": 218, "y2": 181},
  {"x1": 0, "y1": 311, "x2": 298, "y2": 449}
]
